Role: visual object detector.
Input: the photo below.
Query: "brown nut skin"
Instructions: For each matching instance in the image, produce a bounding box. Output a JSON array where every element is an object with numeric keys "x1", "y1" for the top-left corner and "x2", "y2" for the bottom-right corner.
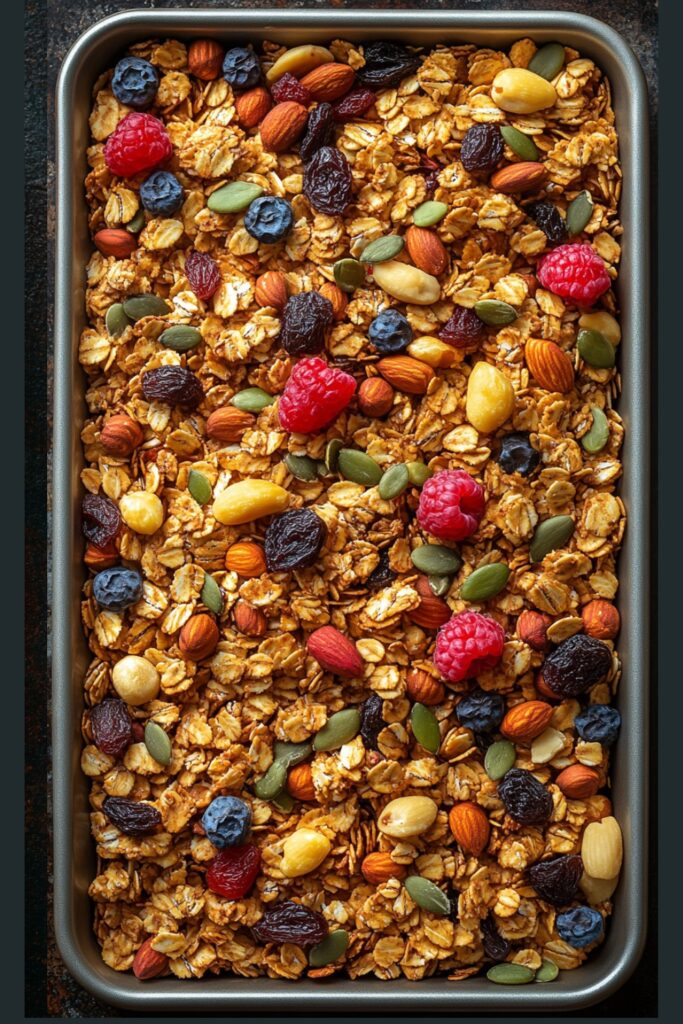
[
  {"x1": 555, "y1": 764, "x2": 601, "y2": 799},
  {"x1": 84, "y1": 541, "x2": 118, "y2": 569},
  {"x1": 376, "y1": 355, "x2": 434, "y2": 395},
  {"x1": 358, "y1": 377, "x2": 395, "y2": 418},
  {"x1": 319, "y1": 282, "x2": 348, "y2": 322},
  {"x1": 187, "y1": 39, "x2": 224, "y2": 80},
  {"x1": 448, "y1": 801, "x2": 490, "y2": 856},
  {"x1": 581, "y1": 599, "x2": 620, "y2": 640},
  {"x1": 255, "y1": 271, "x2": 289, "y2": 311},
  {"x1": 178, "y1": 613, "x2": 219, "y2": 660},
  {"x1": 490, "y1": 161, "x2": 547, "y2": 193},
  {"x1": 500, "y1": 700, "x2": 554, "y2": 743},
  {"x1": 405, "y1": 225, "x2": 449, "y2": 276},
  {"x1": 206, "y1": 406, "x2": 255, "y2": 442},
  {"x1": 132, "y1": 937, "x2": 169, "y2": 980},
  {"x1": 516, "y1": 610, "x2": 552, "y2": 651},
  {"x1": 233, "y1": 600, "x2": 267, "y2": 637},
  {"x1": 409, "y1": 575, "x2": 451, "y2": 629},
  {"x1": 259, "y1": 101, "x2": 308, "y2": 153},
  {"x1": 100, "y1": 414, "x2": 144, "y2": 457},
  {"x1": 361, "y1": 851, "x2": 408, "y2": 884},
  {"x1": 406, "y1": 668, "x2": 445, "y2": 706},
  {"x1": 525, "y1": 337, "x2": 574, "y2": 393},
  {"x1": 94, "y1": 229, "x2": 137, "y2": 258},
  {"x1": 235, "y1": 87, "x2": 273, "y2": 128},
  {"x1": 225, "y1": 541, "x2": 267, "y2": 577},
  {"x1": 287, "y1": 763, "x2": 316, "y2": 801}
]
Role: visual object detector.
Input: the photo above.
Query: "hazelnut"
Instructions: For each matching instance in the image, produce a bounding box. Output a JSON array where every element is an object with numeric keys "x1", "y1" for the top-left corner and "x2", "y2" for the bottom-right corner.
[
  {"x1": 233, "y1": 600, "x2": 267, "y2": 637},
  {"x1": 112, "y1": 655, "x2": 160, "y2": 706},
  {"x1": 119, "y1": 492, "x2": 164, "y2": 536},
  {"x1": 179, "y1": 613, "x2": 220, "y2": 660},
  {"x1": 358, "y1": 376, "x2": 395, "y2": 418},
  {"x1": 187, "y1": 39, "x2": 224, "y2": 80},
  {"x1": 517, "y1": 609, "x2": 552, "y2": 651},
  {"x1": 287, "y1": 763, "x2": 316, "y2": 801},
  {"x1": 254, "y1": 271, "x2": 289, "y2": 311},
  {"x1": 581, "y1": 600, "x2": 620, "y2": 640},
  {"x1": 319, "y1": 282, "x2": 348, "y2": 322},
  {"x1": 100, "y1": 414, "x2": 144, "y2": 457},
  {"x1": 406, "y1": 668, "x2": 445, "y2": 706}
]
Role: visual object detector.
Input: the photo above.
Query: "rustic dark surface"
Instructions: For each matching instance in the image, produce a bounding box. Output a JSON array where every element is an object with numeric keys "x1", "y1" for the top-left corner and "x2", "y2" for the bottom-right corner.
[{"x1": 30, "y1": 0, "x2": 658, "y2": 1016}]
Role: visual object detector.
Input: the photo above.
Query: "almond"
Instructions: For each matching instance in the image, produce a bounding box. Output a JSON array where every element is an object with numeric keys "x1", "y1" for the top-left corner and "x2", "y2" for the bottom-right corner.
[
  {"x1": 132, "y1": 937, "x2": 169, "y2": 980},
  {"x1": 93, "y1": 228, "x2": 136, "y2": 258},
  {"x1": 178, "y1": 613, "x2": 219, "y2": 661},
  {"x1": 299, "y1": 62, "x2": 355, "y2": 101},
  {"x1": 448, "y1": 801, "x2": 490, "y2": 856},
  {"x1": 206, "y1": 406, "x2": 255, "y2": 443},
  {"x1": 83, "y1": 541, "x2": 118, "y2": 569},
  {"x1": 287, "y1": 763, "x2": 316, "y2": 801},
  {"x1": 525, "y1": 338, "x2": 574, "y2": 393},
  {"x1": 361, "y1": 851, "x2": 407, "y2": 885},
  {"x1": 235, "y1": 86, "x2": 273, "y2": 128},
  {"x1": 225, "y1": 540, "x2": 267, "y2": 577},
  {"x1": 555, "y1": 764, "x2": 601, "y2": 799},
  {"x1": 516, "y1": 609, "x2": 552, "y2": 651},
  {"x1": 255, "y1": 270, "x2": 289, "y2": 311},
  {"x1": 406, "y1": 668, "x2": 445, "y2": 706},
  {"x1": 233, "y1": 599, "x2": 267, "y2": 637},
  {"x1": 500, "y1": 700, "x2": 554, "y2": 743},
  {"x1": 187, "y1": 39, "x2": 224, "y2": 80},
  {"x1": 490, "y1": 161, "x2": 547, "y2": 194},
  {"x1": 100, "y1": 413, "x2": 144, "y2": 457},
  {"x1": 376, "y1": 355, "x2": 434, "y2": 395},
  {"x1": 307, "y1": 625, "x2": 364, "y2": 678},
  {"x1": 358, "y1": 376, "x2": 394, "y2": 417},
  {"x1": 319, "y1": 282, "x2": 348, "y2": 322},
  {"x1": 581, "y1": 599, "x2": 620, "y2": 640},
  {"x1": 409, "y1": 575, "x2": 451, "y2": 629},
  {"x1": 581, "y1": 815, "x2": 623, "y2": 879},
  {"x1": 259, "y1": 101, "x2": 308, "y2": 153},
  {"x1": 405, "y1": 225, "x2": 448, "y2": 276}
]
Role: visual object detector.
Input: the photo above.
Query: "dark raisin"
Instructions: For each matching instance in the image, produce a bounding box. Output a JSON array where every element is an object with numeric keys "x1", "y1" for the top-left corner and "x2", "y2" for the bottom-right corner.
[
  {"x1": 423, "y1": 170, "x2": 439, "y2": 195},
  {"x1": 81, "y1": 494, "x2": 122, "y2": 548},
  {"x1": 90, "y1": 699, "x2": 133, "y2": 758},
  {"x1": 439, "y1": 307, "x2": 485, "y2": 349},
  {"x1": 300, "y1": 102, "x2": 334, "y2": 162},
  {"x1": 271, "y1": 73, "x2": 311, "y2": 106},
  {"x1": 447, "y1": 888, "x2": 460, "y2": 923},
  {"x1": 103, "y1": 796, "x2": 162, "y2": 836},
  {"x1": 498, "y1": 768, "x2": 553, "y2": 825},
  {"x1": 481, "y1": 915, "x2": 510, "y2": 961},
  {"x1": 474, "y1": 731, "x2": 495, "y2": 753},
  {"x1": 528, "y1": 854, "x2": 583, "y2": 906},
  {"x1": 525, "y1": 200, "x2": 568, "y2": 246},
  {"x1": 543, "y1": 635, "x2": 612, "y2": 698},
  {"x1": 496, "y1": 432, "x2": 541, "y2": 477},
  {"x1": 264, "y1": 508, "x2": 328, "y2": 571},
  {"x1": 185, "y1": 250, "x2": 222, "y2": 300},
  {"x1": 279, "y1": 291, "x2": 334, "y2": 355},
  {"x1": 332, "y1": 87, "x2": 376, "y2": 122},
  {"x1": 303, "y1": 146, "x2": 353, "y2": 215},
  {"x1": 252, "y1": 900, "x2": 328, "y2": 946},
  {"x1": 359, "y1": 692, "x2": 384, "y2": 750},
  {"x1": 357, "y1": 41, "x2": 421, "y2": 90},
  {"x1": 456, "y1": 687, "x2": 505, "y2": 733},
  {"x1": 366, "y1": 549, "x2": 395, "y2": 589},
  {"x1": 460, "y1": 124, "x2": 504, "y2": 172},
  {"x1": 142, "y1": 366, "x2": 203, "y2": 409}
]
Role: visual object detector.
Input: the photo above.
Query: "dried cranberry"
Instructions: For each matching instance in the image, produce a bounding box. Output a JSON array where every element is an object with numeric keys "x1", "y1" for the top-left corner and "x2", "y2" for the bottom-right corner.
[
  {"x1": 481, "y1": 916, "x2": 510, "y2": 961},
  {"x1": 525, "y1": 201, "x2": 568, "y2": 247},
  {"x1": 142, "y1": 366, "x2": 203, "y2": 409},
  {"x1": 543, "y1": 635, "x2": 612, "y2": 698},
  {"x1": 303, "y1": 147, "x2": 353, "y2": 215},
  {"x1": 271, "y1": 73, "x2": 311, "y2": 106},
  {"x1": 366, "y1": 549, "x2": 395, "y2": 589},
  {"x1": 332, "y1": 87, "x2": 376, "y2": 122},
  {"x1": 300, "y1": 102, "x2": 335, "y2": 162},
  {"x1": 357, "y1": 41, "x2": 421, "y2": 90},
  {"x1": 360, "y1": 692, "x2": 385, "y2": 751},
  {"x1": 207, "y1": 844, "x2": 261, "y2": 899},
  {"x1": 460, "y1": 124, "x2": 504, "y2": 172},
  {"x1": 252, "y1": 900, "x2": 328, "y2": 946},
  {"x1": 279, "y1": 291, "x2": 334, "y2": 356},
  {"x1": 498, "y1": 768, "x2": 553, "y2": 825},
  {"x1": 81, "y1": 494, "x2": 122, "y2": 548},
  {"x1": 103, "y1": 796, "x2": 162, "y2": 836},
  {"x1": 185, "y1": 250, "x2": 221, "y2": 300},
  {"x1": 90, "y1": 699, "x2": 133, "y2": 758},
  {"x1": 264, "y1": 508, "x2": 328, "y2": 572},
  {"x1": 439, "y1": 307, "x2": 485, "y2": 349},
  {"x1": 528, "y1": 854, "x2": 583, "y2": 906}
]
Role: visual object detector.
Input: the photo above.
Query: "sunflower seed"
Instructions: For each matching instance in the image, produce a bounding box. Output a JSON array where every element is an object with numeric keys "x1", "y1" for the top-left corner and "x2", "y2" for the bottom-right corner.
[
  {"x1": 530, "y1": 515, "x2": 575, "y2": 562},
  {"x1": 413, "y1": 200, "x2": 448, "y2": 227},
  {"x1": 338, "y1": 449, "x2": 383, "y2": 486},
  {"x1": 460, "y1": 563, "x2": 510, "y2": 602},
  {"x1": 360, "y1": 235, "x2": 405, "y2": 264},
  {"x1": 200, "y1": 572, "x2": 223, "y2": 615},
  {"x1": 410, "y1": 703, "x2": 441, "y2": 754},
  {"x1": 122, "y1": 294, "x2": 172, "y2": 321},
  {"x1": 188, "y1": 469, "x2": 212, "y2": 506},
  {"x1": 231, "y1": 387, "x2": 274, "y2": 412},
  {"x1": 379, "y1": 463, "x2": 409, "y2": 500},
  {"x1": 207, "y1": 181, "x2": 264, "y2": 213},
  {"x1": 159, "y1": 325, "x2": 202, "y2": 352},
  {"x1": 309, "y1": 929, "x2": 349, "y2": 967},
  {"x1": 528, "y1": 42, "x2": 566, "y2": 80},
  {"x1": 581, "y1": 406, "x2": 610, "y2": 453},
  {"x1": 313, "y1": 709, "x2": 361, "y2": 752},
  {"x1": 144, "y1": 721, "x2": 172, "y2": 766},
  {"x1": 404, "y1": 876, "x2": 451, "y2": 915},
  {"x1": 500, "y1": 126, "x2": 539, "y2": 162},
  {"x1": 410, "y1": 544, "x2": 461, "y2": 575}
]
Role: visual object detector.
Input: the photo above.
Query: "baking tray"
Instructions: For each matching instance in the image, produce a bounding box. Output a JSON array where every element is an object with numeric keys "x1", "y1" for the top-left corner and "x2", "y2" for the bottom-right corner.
[{"x1": 53, "y1": 7, "x2": 650, "y2": 1012}]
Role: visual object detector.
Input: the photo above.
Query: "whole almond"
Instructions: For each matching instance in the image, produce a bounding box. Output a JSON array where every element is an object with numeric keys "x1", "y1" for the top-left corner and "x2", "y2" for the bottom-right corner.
[
  {"x1": 517, "y1": 609, "x2": 552, "y2": 651},
  {"x1": 581, "y1": 599, "x2": 620, "y2": 640},
  {"x1": 287, "y1": 762, "x2": 316, "y2": 801},
  {"x1": 406, "y1": 668, "x2": 445, "y2": 706},
  {"x1": 206, "y1": 406, "x2": 255, "y2": 442},
  {"x1": 84, "y1": 541, "x2": 118, "y2": 569},
  {"x1": 178, "y1": 613, "x2": 219, "y2": 660},
  {"x1": 490, "y1": 161, "x2": 547, "y2": 194},
  {"x1": 525, "y1": 337, "x2": 574, "y2": 393},
  {"x1": 235, "y1": 86, "x2": 273, "y2": 128},
  {"x1": 255, "y1": 270, "x2": 288, "y2": 311},
  {"x1": 581, "y1": 815, "x2": 623, "y2": 879},
  {"x1": 319, "y1": 282, "x2": 348, "y2": 322},
  {"x1": 307, "y1": 625, "x2": 364, "y2": 678},
  {"x1": 448, "y1": 801, "x2": 490, "y2": 856},
  {"x1": 358, "y1": 376, "x2": 395, "y2": 417},
  {"x1": 500, "y1": 700, "x2": 554, "y2": 743},
  {"x1": 187, "y1": 39, "x2": 224, "y2": 80},
  {"x1": 376, "y1": 355, "x2": 434, "y2": 395},
  {"x1": 132, "y1": 937, "x2": 169, "y2": 980},
  {"x1": 260, "y1": 101, "x2": 308, "y2": 153},
  {"x1": 225, "y1": 540, "x2": 267, "y2": 577},
  {"x1": 409, "y1": 575, "x2": 451, "y2": 629},
  {"x1": 361, "y1": 851, "x2": 407, "y2": 884},
  {"x1": 94, "y1": 229, "x2": 136, "y2": 258},
  {"x1": 405, "y1": 225, "x2": 448, "y2": 276},
  {"x1": 555, "y1": 764, "x2": 601, "y2": 799},
  {"x1": 100, "y1": 414, "x2": 144, "y2": 457},
  {"x1": 233, "y1": 599, "x2": 267, "y2": 637},
  {"x1": 299, "y1": 62, "x2": 355, "y2": 101}
]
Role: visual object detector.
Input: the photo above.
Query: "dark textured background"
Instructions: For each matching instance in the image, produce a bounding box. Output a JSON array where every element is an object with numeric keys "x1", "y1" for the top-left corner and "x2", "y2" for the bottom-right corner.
[{"x1": 28, "y1": 1, "x2": 658, "y2": 1016}]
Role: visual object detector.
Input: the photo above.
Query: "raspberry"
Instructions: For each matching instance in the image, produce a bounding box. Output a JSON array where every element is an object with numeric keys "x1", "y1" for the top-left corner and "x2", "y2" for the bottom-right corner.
[
  {"x1": 434, "y1": 612, "x2": 505, "y2": 684},
  {"x1": 206, "y1": 844, "x2": 261, "y2": 899},
  {"x1": 417, "y1": 469, "x2": 485, "y2": 542},
  {"x1": 271, "y1": 73, "x2": 311, "y2": 106},
  {"x1": 536, "y1": 243, "x2": 611, "y2": 307},
  {"x1": 278, "y1": 357, "x2": 356, "y2": 433},
  {"x1": 104, "y1": 112, "x2": 172, "y2": 177}
]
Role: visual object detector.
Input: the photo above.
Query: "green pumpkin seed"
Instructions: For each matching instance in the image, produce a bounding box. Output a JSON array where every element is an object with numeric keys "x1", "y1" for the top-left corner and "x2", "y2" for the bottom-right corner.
[
  {"x1": 406, "y1": 461, "x2": 432, "y2": 486},
  {"x1": 566, "y1": 189, "x2": 594, "y2": 236},
  {"x1": 144, "y1": 721, "x2": 172, "y2": 766},
  {"x1": 474, "y1": 299, "x2": 518, "y2": 326},
  {"x1": 271, "y1": 791, "x2": 296, "y2": 812},
  {"x1": 313, "y1": 709, "x2": 361, "y2": 752},
  {"x1": 231, "y1": 387, "x2": 274, "y2": 413},
  {"x1": 123, "y1": 294, "x2": 172, "y2": 321},
  {"x1": 577, "y1": 329, "x2": 615, "y2": 369},
  {"x1": 254, "y1": 760, "x2": 287, "y2": 800},
  {"x1": 325, "y1": 438, "x2": 344, "y2": 473},
  {"x1": 125, "y1": 208, "x2": 146, "y2": 233},
  {"x1": 379, "y1": 463, "x2": 409, "y2": 500},
  {"x1": 404, "y1": 876, "x2": 451, "y2": 916},
  {"x1": 535, "y1": 958, "x2": 559, "y2": 983},
  {"x1": 410, "y1": 703, "x2": 441, "y2": 754},
  {"x1": 309, "y1": 929, "x2": 349, "y2": 967},
  {"x1": 188, "y1": 469, "x2": 212, "y2": 506},
  {"x1": 428, "y1": 574, "x2": 451, "y2": 598},
  {"x1": 207, "y1": 181, "x2": 264, "y2": 214},
  {"x1": 338, "y1": 448, "x2": 382, "y2": 486},
  {"x1": 360, "y1": 235, "x2": 405, "y2": 264},
  {"x1": 200, "y1": 572, "x2": 223, "y2": 615},
  {"x1": 105, "y1": 302, "x2": 131, "y2": 338},
  {"x1": 284, "y1": 453, "x2": 319, "y2": 481},
  {"x1": 500, "y1": 126, "x2": 539, "y2": 162},
  {"x1": 460, "y1": 563, "x2": 510, "y2": 602},
  {"x1": 159, "y1": 325, "x2": 202, "y2": 352},
  {"x1": 411, "y1": 544, "x2": 461, "y2": 576},
  {"x1": 315, "y1": 460, "x2": 330, "y2": 477},
  {"x1": 528, "y1": 42, "x2": 566, "y2": 81},
  {"x1": 273, "y1": 740, "x2": 312, "y2": 769},
  {"x1": 581, "y1": 406, "x2": 610, "y2": 454},
  {"x1": 530, "y1": 515, "x2": 575, "y2": 563},
  {"x1": 487, "y1": 963, "x2": 535, "y2": 985},
  {"x1": 484, "y1": 740, "x2": 516, "y2": 781},
  {"x1": 334, "y1": 258, "x2": 366, "y2": 293},
  {"x1": 413, "y1": 200, "x2": 448, "y2": 228}
]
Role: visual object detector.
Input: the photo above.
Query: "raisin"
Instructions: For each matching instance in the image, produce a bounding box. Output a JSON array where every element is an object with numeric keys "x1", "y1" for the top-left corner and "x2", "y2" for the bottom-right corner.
[
  {"x1": 252, "y1": 900, "x2": 328, "y2": 946},
  {"x1": 357, "y1": 41, "x2": 421, "y2": 90},
  {"x1": 526, "y1": 200, "x2": 568, "y2": 247},
  {"x1": 446, "y1": 887, "x2": 460, "y2": 923},
  {"x1": 423, "y1": 170, "x2": 439, "y2": 195},
  {"x1": 528, "y1": 854, "x2": 583, "y2": 906},
  {"x1": 264, "y1": 508, "x2": 328, "y2": 571},
  {"x1": 303, "y1": 147, "x2": 353, "y2": 215},
  {"x1": 81, "y1": 494, "x2": 122, "y2": 548},
  {"x1": 90, "y1": 699, "x2": 133, "y2": 758},
  {"x1": 142, "y1": 366, "x2": 203, "y2": 409},
  {"x1": 366, "y1": 549, "x2": 395, "y2": 589},
  {"x1": 498, "y1": 768, "x2": 553, "y2": 825},
  {"x1": 543, "y1": 635, "x2": 612, "y2": 697},
  {"x1": 103, "y1": 796, "x2": 162, "y2": 836},
  {"x1": 460, "y1": 124, "x2": 504, "y2": 172},
  {"x1": 332, "y1": 87, "x2": 376, "y2": 122},
  {"x1": 481, "y1": 916, "x2": 510, "y2": 961},
  {"x1": 206, "y1": 844, "x2": 261, "y2": 899},
  {"x1": 185, "y1": 250, "x2": 221, "y2": 300},
  {"x1": 439, "y1": 307, "x2": 485, "y2": 349},
  {"x1": 279, "y1": 291, "x2": 334, "y2": 356},
  {"x1": 360, "y1": 692, "x2": 384, "y2": 751},
  {"x1": 496, "y1": 432, "x2": 540, "y2": 476},
  {"x1": 271, "y1": 73, "x2": 311, "y2": 106},
  {"x1": 300, "y1": 102, "x2": 334, "y2": 162}
]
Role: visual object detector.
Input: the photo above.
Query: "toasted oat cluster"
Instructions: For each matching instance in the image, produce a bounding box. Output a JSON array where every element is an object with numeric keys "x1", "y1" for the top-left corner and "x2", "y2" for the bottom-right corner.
[{"x1": 80, "y1": 36, "x2": 625, "y2": 984}]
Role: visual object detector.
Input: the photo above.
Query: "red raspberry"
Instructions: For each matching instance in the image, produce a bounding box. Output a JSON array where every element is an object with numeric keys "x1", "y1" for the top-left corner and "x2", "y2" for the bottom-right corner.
[
  {"x1": 536, "y1": 243, "x2": 611, "y2": 307},
  {"x1": 271, "y1": 73, "x2": 311, "y2": 106},
  {"x1": 185, "y1": 250, "x2": 221, "y2": 300},
  {"x1": 104, "y1": 112, "x2": 173, "y2": 177},
  {"x1": 278, "y1": 357, "x2": 356, "y2": 433},
  {"x1": 434, "y1": 612, "x2": 505, "y2": 684},
  {"x1": 206, "y1": 844, "x2": 261, "y2": 899},
  {"x1": 417, "y1": 469, "x2": 485, "y2": 542}
]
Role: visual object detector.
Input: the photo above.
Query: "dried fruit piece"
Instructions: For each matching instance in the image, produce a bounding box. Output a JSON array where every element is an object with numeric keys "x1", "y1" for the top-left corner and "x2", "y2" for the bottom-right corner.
[
  {"x1": 103, "y1": 796, "x2": 161, "y2": 836},
  {"x1": 303, "y1": 147, "x2": 353, "y2": 215},
  {"x1": 271, "y1": 72, "x2": 311, "y2": 105},
  {"x1": 528, "y1": 855, "x2": 583, "y2": 905},
  {"x1": 460, "y1": 124, "x2": 504, "y2": 172},
  {"x1": 439, "y1": 307, "x2": 484, "y2": 349},
  {"x1": 279, "y1": 291, "x2": 334, "y2": 355},
  {"x1": 90, "y1": 699, "x2": 133, "y2": 758},
  {"x1": 142, "y1": 366, "x2": 203, "y2": 409},
  {"x1": 264, "y1": 507, "x2": 328, "y2": 571},
  {"x1": 359, "y1": 692, "x2": 384, "y2": 750},
  {"x1": 526, "y1": 200, "x2": 568, "y2": 246},
  {"x1": 466, "y1": 362, "x2": 515, "y2": 433},
  {"x1": 207, "y1": 844, "x2": 261, "y2": 899},
  {"x1": 252, "y1": 901, "x2": 328, "y2": 946},
  {"x1": 542, "y1": 634, "x2": 612, "y2": 697},
  {"x1": 496, "y1": 432, "x2": 540, "y2": 476},
  {"x1": 481, "y1": 916, "x2": 510, "y2": 961},
  {"x1": 498, "y1": 768, "x2": 553, "y2": 825},
  {"x1": 300, "y1": 102, "x2": 335, "y2": 162},
  {"x1": 357, "y1": 41, "x2": 420, "y2": 90},
  {"x1": 185, "y1": 250, "x2": 221, "y2": 300},
  {"x1": 202, "y1": 795, "x2": 252, "y2": 848},
  {"x1": 81, "y1": 494, "x2": 121, "y2": 548},
  {"x1": 332, "y1": 86, "x2": 376, "y2": 121},
  {"x1": 278, "y1": 357, "x2": 356, "y2": 433}
]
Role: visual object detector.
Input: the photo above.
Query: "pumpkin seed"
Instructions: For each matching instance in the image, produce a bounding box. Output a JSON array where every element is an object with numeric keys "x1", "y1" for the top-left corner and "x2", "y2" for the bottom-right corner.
[
  {"x1": 207, "y1": 181, "x2": 264, "y2": 214},
  {"x1": 105, "y1": 302, "x2": 131, "y2": 338},
  {"x1": 535, "y1": 958, "x2": 559, "y2": 983},
  {"x1": 528, "y1": 42, "x2": 566, "y2": 80},
  {"x1": 338, "y1": 448, "x2": 382, "y2": 486},
  {"x1": 315, "y1": 460, "x2": 330, "y2": 477},
  {"x1": 566, "y1": 189, "x2": 594, "y2": 236},
  {"x1": 406, "y1": 461, "x2": 432, "y2": 486},
  {"x1": 581, "y1": 406, "x2": 610, "y2": 453},
  {"x1": 413, "y1": 200, "x2": 448, "y2": 227},
  {"x1": 159, "y1": 324, "x2": 202, "y2": 352},
  {"x1": 313, "y1": 709, "x2": 361, "y2": 751},
  {"x1": 271, "y1": 791, "x2": 296, "y2": 812},
  {"x1": 428, "y1": 574, "x2": 451, "y2": 598},
  {"x1": 484, "y1": 740, "x2": 516, "y2": 781},
  {"x1": 144, "y1": 721, "x2": 172, "y2": 766},
  {"x1": 334, "y1": 258, "x2": 366, "y2": 293},
  {"x1": 500, "y1": 125, "x2": 539, "y2": 162},
  {"x1": 200, "y1": 572, "x2": 223, "y2": 615},
  {"x1": 284, "y1": 453, "x2": 319, "y2": 481},
  {"x1": 254, "y1": 760, "x2": 287, "y2": 800},
  {"x1": 273, "y1": 740, "x2": 312, "y2": 769},
  {"x1": 411, "y1": 544, "x2": 461, "y2": 575},
  {"x1": 125, "y1": 208, "x2": 146, "y2": 233},
  {"x1": 379, "y1": 463, "x2": 409, "y2": 500},
  {"x1": 474, "y1": 299, "x2": 518, "y2": 326},
  {"x1": 530, "y1": 515, "x2": 575, "y2": 563},
  {"x1": 410, "y1": 703, "x2": 441, "y2": 754},
  {"x1": 360, "y1": 235, "x2": 405, "y2": 264},
  {"x1": 309, "y1": 929, "x2": 349, "y2": 967},
  {"x1": 577, "y1": 328, "x2": 616, "y2": 369},
  {"x1": 404, "y1": 876, "x2": 451, "y2": 916},
  {"x1": 188, "y1": 469, "x2": 212, "y2": 506},
  {"x1": 460, "y1": 562, "x2": 510, "y2": 602},
  {"x1": 325, "y1": 438, "x2": 344, "y2": 473},
  {"x1": 123, "y1": 294, "x2": 172, "y2": 321},
  {"x1": 487, "y1": 963, "x2": 535, "y2": 985},
  {"x1": 231, "y1": 387, "x2": 274, "y2": 413}
]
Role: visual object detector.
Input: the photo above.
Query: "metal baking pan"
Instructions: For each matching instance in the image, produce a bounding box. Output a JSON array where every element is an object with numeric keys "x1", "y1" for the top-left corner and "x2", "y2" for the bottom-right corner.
[{"x1": 53, "y1": 7, "x2": 650, "y2": 1011}]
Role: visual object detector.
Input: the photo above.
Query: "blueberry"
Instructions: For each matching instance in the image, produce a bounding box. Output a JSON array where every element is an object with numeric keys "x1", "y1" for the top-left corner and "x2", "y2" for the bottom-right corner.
[
  {"x1": 201, "y1": 795, "x2": 252, "y2": 848},
  {"x1": 496, "y1": 432, "x2": 541, "y2": 476},
  {"x1": 244, "y1": 196, "x2": 294, "y2": 243},
  {"x1": 139, "y1": 171, "x2": 184, "y2": 215},
  {"x1": 111, "y1": 57, "x2": 159, "y2": 110},
  {"x1": 574, "y1": 704, "x2": 621, "y2": 746},
  {"x1": 222, "y1": 47, "x2": 261, "y2": 89},
  {"x1": 556, "y1": 905, "x2": 604, "y2": 948},
  {"x1": 456, "y1": 688, "x2": 505, "y2": 733},
  {"x1": 368, "y1": 309, "x2": 412, "y2": 353},
  {"x1": 92, "y1": 567, "x2": 143, "y2": 611}
]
